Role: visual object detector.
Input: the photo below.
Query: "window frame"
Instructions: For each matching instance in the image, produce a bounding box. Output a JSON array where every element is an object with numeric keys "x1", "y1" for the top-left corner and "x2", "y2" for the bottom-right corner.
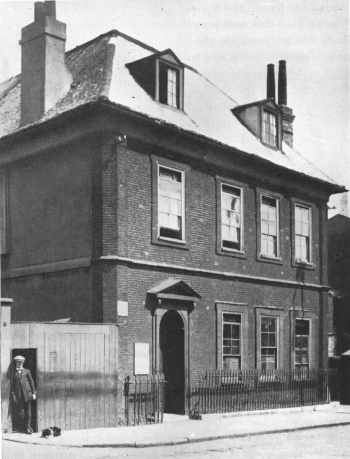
[
  {"x1": 151, "y1": 156, "x2": 190, "y2": 249},
  {"x1": 293, "y1": 317, "x2": 311, "y2": 371},
  {"x1": 155, "y1": 58, "x2": 184, "y2": 110},
  {"x1": 262, "y1": 110, "x2": 277, "y2": 148},
  {"x1": 222, "y1": 312, "x2": 242, "y2": 371},
  {"x1": 292, "y1": 200, "x2": 313, "y2": 267},
  {"x1": 256, "y1": 307, "x2": 284, "y2": 371},
  {"x1": 256, "y1": 190, "x2": 281, "y2": 263},
  {"x1": 216, "y1": 177, "x2": 246, "y2": 258},
  {"x1": 260, "y1": 106, "x2": 281, "y2": 150},
  {"x1": 216, "y1": 302, "x2": 249, "y2": 370},
  {"x1": 259, "y1": 315, "x2": 278, "y2": 371}
]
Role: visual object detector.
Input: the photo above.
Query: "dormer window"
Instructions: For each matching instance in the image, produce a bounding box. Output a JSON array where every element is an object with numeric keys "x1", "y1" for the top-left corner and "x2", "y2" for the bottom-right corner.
[
  {"x1": 158, "y1": 62, "x2": 180, "y2": 108},
  {"x1": 232, "y1": 101, "x2": 281, "y2": 150},
  {"x1": 262, "y1": 111, "x2": 277, "y2": 147},
  {"x1": 127, "y1": 49, "x2": 184, "y2": 111}
]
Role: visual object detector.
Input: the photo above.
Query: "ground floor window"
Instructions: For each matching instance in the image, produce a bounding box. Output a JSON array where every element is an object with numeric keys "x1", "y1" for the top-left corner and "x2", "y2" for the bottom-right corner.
[
  {"x1": 294, "y1": 318, "x2": 310, "y2": 371},
  {"x1": 222, "y1": 313, "x2": 241, "y2": 370},
  {"x1": 260, "y1": 316, "x2": 277, "y2": 371},
  {"x1": 216, "y1": 303, "x2": 248, "y2": 370}
]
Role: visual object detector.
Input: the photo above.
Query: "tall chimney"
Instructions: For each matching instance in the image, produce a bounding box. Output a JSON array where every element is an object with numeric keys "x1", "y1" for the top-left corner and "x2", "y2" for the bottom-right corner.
[
  {"x1": 277, "y1": 59, "x2": 295, "y2": 147},
  {"x1": 266, "y1": 63, "x2": 275, "y2": 101},
  {"x1": 278, "y1": 60, "x2": 287, "y2": 105},
  {"x1": 20, "y1": 1, "x2": 72, "y2": 125}
]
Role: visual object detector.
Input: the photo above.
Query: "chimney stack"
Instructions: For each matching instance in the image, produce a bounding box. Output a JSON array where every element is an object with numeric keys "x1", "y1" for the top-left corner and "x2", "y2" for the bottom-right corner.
[
  {"x1": 266, "y1": 64, "x2": 275, "y2": 101},
  {"x1": 278, "y1": 60, "x2": 287, "y2": 105},
  {"x1": 277, "y1": 59, "x2": 294, "y2": 147},
  {"x1": 20, "y1": 1, "x2": 72, "y2": 125}
]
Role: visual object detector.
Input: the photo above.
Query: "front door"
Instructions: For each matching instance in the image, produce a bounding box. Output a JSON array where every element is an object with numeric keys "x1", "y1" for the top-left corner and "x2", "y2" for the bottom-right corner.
[{"x1": 160, "y1": 310, "x2": 185, "y2": 414}]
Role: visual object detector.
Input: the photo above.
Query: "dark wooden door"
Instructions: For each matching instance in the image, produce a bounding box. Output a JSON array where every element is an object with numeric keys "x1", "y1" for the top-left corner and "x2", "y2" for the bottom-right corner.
[{"x1": 160, "y1": 311, "x2": 185, "y2": 414}]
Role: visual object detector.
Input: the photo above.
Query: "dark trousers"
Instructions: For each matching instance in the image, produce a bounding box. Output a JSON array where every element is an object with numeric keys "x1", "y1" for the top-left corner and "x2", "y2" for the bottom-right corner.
[{"x1": 12, "y1": 400, "x2": 32, "y2": 432}]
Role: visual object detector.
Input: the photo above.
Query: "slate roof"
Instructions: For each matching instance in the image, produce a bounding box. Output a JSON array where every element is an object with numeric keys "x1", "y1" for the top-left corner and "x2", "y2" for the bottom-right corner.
[{"x1": 0, "y1": 29, "x2": 343, "y2": 190}]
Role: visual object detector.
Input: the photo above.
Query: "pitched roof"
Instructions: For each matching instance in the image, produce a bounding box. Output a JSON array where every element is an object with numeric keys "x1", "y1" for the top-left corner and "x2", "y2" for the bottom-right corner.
[{"x1": 0, "y1": 29, "x2": 343, "y2": 190}]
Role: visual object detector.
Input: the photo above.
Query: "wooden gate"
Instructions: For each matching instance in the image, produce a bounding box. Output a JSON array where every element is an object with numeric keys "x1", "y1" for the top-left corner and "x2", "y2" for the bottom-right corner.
[{"x1": 8, "y1": 322, "x2": 119, "y2": 431}]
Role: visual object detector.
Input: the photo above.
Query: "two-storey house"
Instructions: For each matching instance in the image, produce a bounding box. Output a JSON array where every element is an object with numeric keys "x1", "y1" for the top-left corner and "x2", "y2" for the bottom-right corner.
[{"x1": 0, "y1": 1, "x2": 344, "y2": 414}]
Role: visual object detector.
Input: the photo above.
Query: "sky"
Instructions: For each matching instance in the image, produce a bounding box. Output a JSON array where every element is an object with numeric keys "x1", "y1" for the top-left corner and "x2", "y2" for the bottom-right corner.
[{"x1": 0, "y1": 0, "x2": 349, "y2": 196}]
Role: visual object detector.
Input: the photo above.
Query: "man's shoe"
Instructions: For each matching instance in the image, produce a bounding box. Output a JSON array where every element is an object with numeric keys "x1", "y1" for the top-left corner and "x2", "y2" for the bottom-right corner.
[{"x1": 25, "y1": 427, "x2": 33, "y2": 434}]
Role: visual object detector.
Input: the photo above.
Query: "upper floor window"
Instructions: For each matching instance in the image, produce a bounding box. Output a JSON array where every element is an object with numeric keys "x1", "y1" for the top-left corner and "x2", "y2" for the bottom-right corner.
[
  {"x1": 260, "y1": 195, "x2": 279, "y2": 258},
  {"x1": 260, "y1": 316, "x2": 278, "y2": 371},
  {"x1": 220, "y1": 184, "x2": 243, "y2": 252},
  {"x1": 127, "y1": 49, "x2": 184, "y2": 111},
  {"x1": 222, "y1": 313, "x2": 241, "y2": 371},
  {"x1": 294, "y1": 204, "x2": 311, "y2": 263},
  {"x1": 294, "y1": 319, "x2": 310, "y2": 371},
  {"x1": 159, "y1": 63, "x2": 180, "y2": 108},
  {"x1": 158, "y1": 165, "x2": 185, "y2": 241},
  {"x1": 262, "y1": 111, "x2": 277, "y2": 147}
]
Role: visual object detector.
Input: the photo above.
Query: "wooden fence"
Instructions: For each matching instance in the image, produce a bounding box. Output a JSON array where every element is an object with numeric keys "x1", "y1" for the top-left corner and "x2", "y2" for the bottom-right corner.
[
  {"x1": 124, "y1": 374, "x2": 165, "y2": 426},
  {"x1": 190, "y1": 369, "x2": 336, "y2": 414},
  {"x1": 7, "y1": 322, "x2": 120, "y2": 431}
]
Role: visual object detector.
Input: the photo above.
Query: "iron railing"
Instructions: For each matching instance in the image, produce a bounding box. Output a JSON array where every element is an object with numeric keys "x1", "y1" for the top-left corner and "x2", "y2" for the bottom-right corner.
[
  {"x1": 124, "y1": 373, "x2": 166, "y2": 425},
  {"x1": 190, "y1": 369, "x2": 336, "y2": 414}
]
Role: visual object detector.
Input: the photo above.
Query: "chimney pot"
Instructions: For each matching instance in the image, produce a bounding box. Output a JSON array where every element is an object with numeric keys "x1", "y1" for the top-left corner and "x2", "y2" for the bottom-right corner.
[
  {"x1": 278, "y1": 60, "x2": 287, "y2": 105},
  {"x1": 34, "y1": 1, "x2": 56, "y2": 24},
  {"x1": 266, "y1": 63, "x2": 276, "y2": 101}
]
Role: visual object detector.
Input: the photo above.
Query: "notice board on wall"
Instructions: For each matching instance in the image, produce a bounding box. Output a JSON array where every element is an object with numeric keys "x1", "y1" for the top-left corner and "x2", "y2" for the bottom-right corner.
[{"x1": 134, "y1": 342, "x2": 149, "y2": 375}]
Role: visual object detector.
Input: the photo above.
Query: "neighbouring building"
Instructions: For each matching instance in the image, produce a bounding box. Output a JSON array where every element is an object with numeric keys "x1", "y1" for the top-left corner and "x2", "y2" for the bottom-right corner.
[
  {"x1": 0, "y1": 1, "x2": 345, "y2": 421},
  {"x1": 328, "y1": 211, "x2": 350, "y2": 356}
]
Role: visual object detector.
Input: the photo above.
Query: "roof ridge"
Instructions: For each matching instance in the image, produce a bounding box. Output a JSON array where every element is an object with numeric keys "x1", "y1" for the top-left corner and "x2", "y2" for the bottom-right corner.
[{"x1": 66, "y1": 29, "x2": 159, "y2": 57}]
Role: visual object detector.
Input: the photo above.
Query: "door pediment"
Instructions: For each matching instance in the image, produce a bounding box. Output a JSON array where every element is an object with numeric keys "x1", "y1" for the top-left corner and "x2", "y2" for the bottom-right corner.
[{"x1": 147, "y1": 278, "x2": 200, "y2": 311}]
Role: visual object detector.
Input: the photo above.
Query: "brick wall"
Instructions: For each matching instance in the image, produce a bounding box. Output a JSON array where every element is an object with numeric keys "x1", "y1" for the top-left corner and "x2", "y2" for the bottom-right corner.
[{"x1": 99, "y1": 138, "x2": 328, "y2": 375}]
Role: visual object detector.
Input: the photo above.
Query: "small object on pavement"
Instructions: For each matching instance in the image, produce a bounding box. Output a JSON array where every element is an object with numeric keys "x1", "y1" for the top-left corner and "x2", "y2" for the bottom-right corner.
[{"x1": 41, "y1": 426, "x2": 62, "y2": 438}]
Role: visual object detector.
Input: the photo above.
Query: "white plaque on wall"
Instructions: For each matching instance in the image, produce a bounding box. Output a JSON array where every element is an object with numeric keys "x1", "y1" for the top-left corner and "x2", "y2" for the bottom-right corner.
[
  {"x1": 117, "y1": 300, "x2": 128, "y2": 317},
  {"x1": 134, "y1": 342, "x2": 149, "y2": 375}
]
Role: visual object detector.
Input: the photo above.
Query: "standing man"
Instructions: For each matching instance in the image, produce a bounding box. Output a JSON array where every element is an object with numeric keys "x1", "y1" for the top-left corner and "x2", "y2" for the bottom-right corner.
[{"x1": 10, "y1": 355, "x2": 36, "y2": 434}]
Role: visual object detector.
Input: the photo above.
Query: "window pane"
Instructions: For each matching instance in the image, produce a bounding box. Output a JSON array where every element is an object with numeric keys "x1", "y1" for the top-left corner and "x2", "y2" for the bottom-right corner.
[
  {"x1": 261, "y1": 317, "x2": 277, "y2": 370},
  {"x1": 295, "y1": 319, "x2": 310, "y2": 369},
  {"x1": 223, "y1": 356, "x2": 240, "y2": 371},
  {"x1": 167, "y1": 68, "x2": 178, "y2": 108},
  {"x1": 261, "y1": 317, "x2": 276, "y2": 332},
  {"x1": 261, "y1": 349, "x2": 277, "y2": 371},
  {"x1": 222, "y1": 313, "x2": 241, "y2": 370},
  {"x1": 221, "y1": 185, "x2": 242, "y2": 250},
  {"x1": 223, "y1": 314, "x2": 241, "y2": 323},
  {"x1": 296, "y1": 319, "x2": 309, "y2": 335},
  {"x1": 295, "y1": 205, "x2": 311, "y2": 262},
  {"x1": 261, "y1": 196, "x2": 278, "y2": 257},
  {"x1": 158, "y1": 166, "x2": 183, "y2": 240},
  {"x1": 262, "y1": 111, "x2": 277, "y2": 147}
]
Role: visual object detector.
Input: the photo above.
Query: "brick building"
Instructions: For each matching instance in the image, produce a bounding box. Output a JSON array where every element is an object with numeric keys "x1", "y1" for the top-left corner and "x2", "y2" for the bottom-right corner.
[
  {"x1": 0, "y1": 1, "x2": 344, "y2": 414},
  {"x1": 328, "y1": 213, "x2": 350, "y2": 355}
]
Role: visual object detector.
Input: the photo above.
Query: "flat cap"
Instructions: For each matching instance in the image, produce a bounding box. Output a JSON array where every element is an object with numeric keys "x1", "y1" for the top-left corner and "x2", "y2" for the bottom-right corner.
[{"x1": 13, "y1": 355, "x2": 25, "y2": 361}]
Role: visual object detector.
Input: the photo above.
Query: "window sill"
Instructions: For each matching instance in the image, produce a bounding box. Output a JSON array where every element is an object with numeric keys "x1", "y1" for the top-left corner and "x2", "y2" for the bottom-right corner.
[
  {"x1": 257, "y1": 254, "x2": 283, "y2": 265},
  {"x1": 217, "y1": 247, "x2": 247, "y2": 259},
  {"x1": 292, "y1": 260, "x2": 315, "y2": 271},
  {"x1": 152, "y1": 236, "x2": 189, "y2": 250}
]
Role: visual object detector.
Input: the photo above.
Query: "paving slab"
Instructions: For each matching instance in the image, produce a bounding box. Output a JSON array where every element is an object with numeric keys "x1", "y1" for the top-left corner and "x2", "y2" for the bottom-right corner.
[{"x1": 4, "y1": 403, "x2": 350, "y2": 448}]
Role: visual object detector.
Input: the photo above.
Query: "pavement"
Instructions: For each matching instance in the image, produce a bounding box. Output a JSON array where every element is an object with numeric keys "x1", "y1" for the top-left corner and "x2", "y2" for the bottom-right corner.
[{"x1": 3, "y1": 402, "x2": 350, "y2": 448}]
